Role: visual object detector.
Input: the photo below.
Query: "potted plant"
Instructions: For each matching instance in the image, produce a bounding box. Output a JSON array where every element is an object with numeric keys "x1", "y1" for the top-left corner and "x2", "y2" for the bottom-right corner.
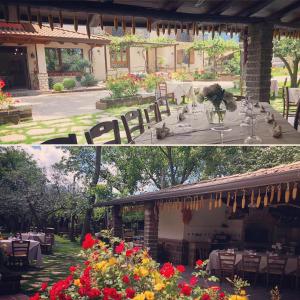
[
  {"x1": 199, "y1": 83, "x2": 237, "y2": 126},
  {"x1": 227, "y1": 276, "x2": 250, "y2": 300}
]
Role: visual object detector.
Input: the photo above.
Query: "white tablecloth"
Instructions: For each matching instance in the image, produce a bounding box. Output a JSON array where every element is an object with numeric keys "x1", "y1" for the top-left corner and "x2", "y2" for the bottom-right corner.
[
  {"x1": 208, "y1": 250, "x2": 298, "y2": 274},
  {"x1": 166, "y1": 81, "x2": 194, "y2": 104},
  {"x1": 21, "y1": 233, "x2": 45, "y2": 243},
  {"x1": 271, "y1": 79, "x2": 279, "y2": 96},
  {"x1": 0, "y1": 239, "x2": 42, "y2": 266},
  {"x1": 287, "y1": 88, "x2": 300, "y2": 104}
]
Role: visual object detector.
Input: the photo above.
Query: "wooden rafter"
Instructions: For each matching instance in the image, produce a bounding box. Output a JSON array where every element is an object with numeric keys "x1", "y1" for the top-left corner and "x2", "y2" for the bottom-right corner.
[
  {"x1": 239, "y1": 0, "x2": 274, "y2": 17},
  {"x1": 207, "y1": 0, "x2": 232, "y2": 15},
  {"x1": 270, "y1": 1, "x2": 300, "y2": 20}
]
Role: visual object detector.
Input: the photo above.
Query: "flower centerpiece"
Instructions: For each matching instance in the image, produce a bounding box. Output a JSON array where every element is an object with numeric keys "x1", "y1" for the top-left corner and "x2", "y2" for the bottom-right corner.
[
  {"x1": 199, "y1": 84, "x2": 237, "y2": 126},
  {"x1": 30, "y1": 232, "x2": 238, "y2": 300},
  {"x1": 0, "y1": 80, "x2": 14, "y2": 110}
]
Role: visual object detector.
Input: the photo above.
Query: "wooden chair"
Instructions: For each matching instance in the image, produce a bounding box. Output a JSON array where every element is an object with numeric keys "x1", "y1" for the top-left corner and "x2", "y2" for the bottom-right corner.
[
  {"x1": 42, "y1": 133, "x2": 78, "y2": 144},
  {"x1": 144, "y1": 103, "x2": 159, "y2": 126},
  {"x1": 157, "y1": 82, "x2": 175, "y2": 103},
  {"x1": 290, "y1": 256, "x2": 300, "y2": 289},
  {"x1": 263, "y1": 255, "x2": 287, "y2": 288},
  {"x1": 239, "y1": 254, "x2": 261, "y2": 285},
  {"x1": 293, "y1": 99, "x2": 300, "y2": 130},
  {"x1": 41, "y1": 234, "x2": 54, "y2": 254},
  {"x1": 218, "y1": 252, "x2": 236, "y2": 281},
  {"x1": 9, "y1": 240, "x2": 30, "y2": 267},
  {"x1": 156, "y1": 98, "x2": 171, "y2": 122},
  {"x1": 283, "y1": 87, "x2": 298, "y2": 119},
  {"x1": 121, "y1": 109, "x2": 144, "y2": 144},
  {"x1": 85, "y1": 120, "x2": 121, "y2": 144}
]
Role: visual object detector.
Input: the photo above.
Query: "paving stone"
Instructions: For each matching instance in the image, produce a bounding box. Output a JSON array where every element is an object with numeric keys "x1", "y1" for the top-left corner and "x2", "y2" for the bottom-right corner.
[
  {"x1": 0, "y1": 134, "x2": 26, "y2": 142},
  {"x1": 57, "y1": 127, "x2": 69, "y2": 133},
  {"x1": 27, "y1": 128, "x2": 55, "y2": 135},
  {"x1": 77, "y1": 119, "x2": 94, "y2": 125},
  {"x1": 8, "y1": 122, "x2": 39, "y2": 128},
  {"x1": 71, "y1": 126, "x2": 89, "y2": 132},
  {"x1": 51, "y1": 122, "x2": 74, "y2": 128},
  {"x1": 42, "y1": 118, "x2": 73, "y2": 125}
]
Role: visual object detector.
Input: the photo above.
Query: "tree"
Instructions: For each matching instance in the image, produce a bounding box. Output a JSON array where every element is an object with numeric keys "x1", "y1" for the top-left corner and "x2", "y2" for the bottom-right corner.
[
  {"x1": 55, "y1": 146, "x2": 103, "y2": 243},
  {"x1": 273, "y1": 38, "x2": 300, "y2": 87},
  {"x1": 190, "y1": 38, "x2": 239, "y2": 75}
]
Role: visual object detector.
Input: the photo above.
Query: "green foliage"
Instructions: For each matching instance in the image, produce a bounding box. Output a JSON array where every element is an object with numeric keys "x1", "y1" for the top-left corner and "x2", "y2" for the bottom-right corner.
[
  {"x1": 68, "y1": 58, "x2": 91, "y2": 74},
  {"x1": 227, "y1": 275, "x2": 250, "y2": 296},
  {"x1": 80, "y1": 74, "x2": 98, "y2": 87},
  {"x1": 106, "y1": 76, "x2": 138, "y2": 98},
  {"x1": 172, "y1": 70, "x2": 190, "y2": 81},
  {"x1": 62, "y1": 78, "x2": 76, "y2": 90},
  {"x1": 224, "y1": 52, "x2": 240, "y2": 75},
  {"x1": 48, "y1": 78, "x2": 54, "y2": 89},
  {"x1": 273, "y1": 37, "x2": 300, "y2": 87},
  {"x1": 53, "y1": 82, "x2": 64, "y2": 92},
  {"x1": 143, "y1": 74, "x2": 164, "y2": 92},
  {"x1": 193, "y1": 71, "x2": 216, "y2": 80}
]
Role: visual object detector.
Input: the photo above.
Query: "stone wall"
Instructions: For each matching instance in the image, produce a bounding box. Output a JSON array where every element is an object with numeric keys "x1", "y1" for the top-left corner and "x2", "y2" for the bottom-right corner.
[
  {"x1": 245, "y1": 23, "x2": 274, "y2": 102},
  {"x1": 37, "y1": 73, "x2": 49, "y2": 91}
]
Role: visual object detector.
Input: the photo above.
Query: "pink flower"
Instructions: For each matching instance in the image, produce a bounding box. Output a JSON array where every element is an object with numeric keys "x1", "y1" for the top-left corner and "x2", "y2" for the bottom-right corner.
[{"x1": 0, "y1": 80, "x2": 5, "y2": 89}]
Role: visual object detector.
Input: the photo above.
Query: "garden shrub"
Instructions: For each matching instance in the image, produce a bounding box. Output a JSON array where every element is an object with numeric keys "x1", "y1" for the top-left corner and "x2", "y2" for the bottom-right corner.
[
  {"x1": 143, "y1": 74, "x2": 164, "y2": 92},
  {"x1": 81, "y1": 74, "x2": 98, "y2": 87},
  {"x1": 106, "y1": 75, "x2": 138, "y2": 98},
  {"x1": 48, "y1": 78, "x2": 54, "y2": 89},
  {"x1": 62, "y1": 78, "x2": 76, "y2": 90},
  {"x1": 53, "y1": 83, "x2": 64, "y2": 92}
]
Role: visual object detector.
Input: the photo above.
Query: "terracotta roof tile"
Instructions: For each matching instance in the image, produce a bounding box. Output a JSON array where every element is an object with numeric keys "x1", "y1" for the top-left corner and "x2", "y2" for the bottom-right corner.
[{"x1": 0, "y1": 22, "x2": 110, "y2": 45}]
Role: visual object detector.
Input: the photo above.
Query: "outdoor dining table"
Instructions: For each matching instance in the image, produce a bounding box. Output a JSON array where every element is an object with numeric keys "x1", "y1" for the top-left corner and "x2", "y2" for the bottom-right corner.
[
  {"x1": 135, "y1": 102, "x2": 300, "y2": 144},
  {"x1": 207, "y1": 250, "x2": 298, "y2": 274},
  {"x1": 0, "y1": 239, "x2": 43, "y2": 266},
  {"x1": 21, "y1": 232, "x2": 45, "y2": 243},
  {"x1": 166, "y1": 81, "x2": 194, "y2": 104}
]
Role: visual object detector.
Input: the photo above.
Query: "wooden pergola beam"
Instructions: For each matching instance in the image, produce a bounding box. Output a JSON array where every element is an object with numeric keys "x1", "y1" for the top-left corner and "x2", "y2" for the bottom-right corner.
[
  {"x1": 239, "y1": 0, "x2": 274, "y2": 17},
  {"x1": 207, "y1": 1, "x2": 232, "y2": 15},
  {"x1": 270, "y1": 2, "x2": 300, "y2": 20}
]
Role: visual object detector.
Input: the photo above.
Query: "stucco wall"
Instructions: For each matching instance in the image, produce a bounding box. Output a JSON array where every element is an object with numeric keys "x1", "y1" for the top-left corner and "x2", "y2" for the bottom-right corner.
[{"x1": 158, "y1": 207, "x2": 185, "y2": 240}]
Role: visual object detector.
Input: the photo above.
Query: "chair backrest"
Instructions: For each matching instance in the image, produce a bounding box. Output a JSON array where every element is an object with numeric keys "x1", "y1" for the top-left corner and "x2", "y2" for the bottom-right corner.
[
  {"x1": 12, "y1": 240, "x2": 30, "y2": 257},
  {"x1": 121, "y1": 109, "x2": 144, "y2": 144},
  {"x1": 218, "y1": 252, "x2": 236, "y2": 270},
  {"x1": 144, "y1": 103, "x2": 159, "y2": 125},
  {"x1": 156, "y1": 99, "x2": 171, "y2": 122},
  {"x1": 42, "y1": 134, "x2": 78, "y2": 144},
  {"x1": 242, "y1": 254, "x2": 261, "y2": 272},
  {"x1": 266, "y1": 255, "x2": 287, "y2": 274},
  {"x1": 157, "y1": 82, "x2": 168, "y2": 98},
  {"x1": 283, "y1": 77, "x2": 288, "y2": 87},
  {"x1": 294, "y1": 100, "x2": 300, "y2": 130},
  {"x1": 45, "y1": 233, "x2": 54, "y2": 245},
  {"x1": 85, "y1": 120, "x2": 121, "y2": 144}
]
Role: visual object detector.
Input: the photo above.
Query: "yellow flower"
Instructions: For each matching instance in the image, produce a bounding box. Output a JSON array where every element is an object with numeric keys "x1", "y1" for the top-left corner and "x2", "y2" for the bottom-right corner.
[
  {"x1": 134, "y1": 266, "x2": 149, "y2": 277},
  {"x1": 108, "y1": 257, "x2": 117, "y2": 266},
  {"x1": 95, "y1": 260, "x2": 108, "y2": 272},
  {"x1": 154, "y1": 283, "x2": 165, "y2": 291},
  {"x1": 144, "y1": 291, "x2": 154, "y2": 300},
  {"x1": 98, "y1": 241, "x2": 106, "y2": 248},
  {"x1": 73, "y1": 279, "x2": 81, "y2": 287},
  {"x1": 142, "y1": 258, "x2": 150, "y2": 264},
  {"x1": 133, "y1": 294, "x2": 146, "y2": 300}
]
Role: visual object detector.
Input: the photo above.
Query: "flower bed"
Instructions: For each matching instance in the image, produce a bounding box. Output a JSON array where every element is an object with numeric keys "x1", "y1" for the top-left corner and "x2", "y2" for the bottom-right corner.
[
  {"x1": 0, "y1": 80, "x2": 32, "y2": 125},
  {"x1": 30, "y1": 233, "x2": 250, "y2": 300}
]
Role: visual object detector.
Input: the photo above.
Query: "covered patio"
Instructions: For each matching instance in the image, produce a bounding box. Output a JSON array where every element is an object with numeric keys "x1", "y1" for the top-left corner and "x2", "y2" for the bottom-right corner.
[{"x1": 98, "y1": 162, "x2": 300, "y2": 289}]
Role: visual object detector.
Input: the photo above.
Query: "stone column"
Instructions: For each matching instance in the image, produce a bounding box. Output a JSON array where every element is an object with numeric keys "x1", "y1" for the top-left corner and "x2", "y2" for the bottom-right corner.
[
  {"x1": 36, "y1": 44, "x2": 49, "y2": 91},
  {"x1": 245, "y1": 23, "x2": 274, "y2": 102},
  {"x1": 144, "y1": 202, "x2": 159, "y2": 259},
  {"x1": 112, "y1": 205, "x2": 123, "y2": 238}
]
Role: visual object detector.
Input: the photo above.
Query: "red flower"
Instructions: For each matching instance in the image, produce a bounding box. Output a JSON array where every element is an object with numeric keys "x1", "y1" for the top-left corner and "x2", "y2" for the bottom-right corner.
[
  {"x1": 5, "y1": 92, "x2": 11, "y2": 97},
  {"x1": 82, "y1": 233, "x2": 95, "y2": 250},
  {"x1": 29, "y1": 293, "x2": 40, "y2": 300},
  {"x1": 219, "y1": 292, "x2": 226, "y2": 299},
  {"x1": 69, "y1": 266, "x2": 77, "y2": 273},
  {"x1": 84, "y1": 260, "x2": 90, "y2": 266},
  {"x1": 132, "y1": 246, "x2": 140, "y2": 253},
  {"x1": 190, "y1": 275, "x2": 198, "y2": 286},
  {"x1": 125, "y1": 287, "x2": 136, "y2": 299},
  {"x1": 133, "y1": 275, "x2": 140, "y2": 281},
  {"x1": 196, "y1": 259, "x2": 203, "y2": 268},
  {"x1": 160, "y1": 262, "x2": 175, "y2": 278},
  {"x1": 87, "y1": 288, "x2": 101, "y2": 298},
  {"x1": 115, "y1": 241, "x2": 125, "y2": 254},
  {"x1": 210, "y1": 286, "x2": 220, "y2": 291},
  {"x1": 40, "y1": 282, "x2": 48, "y2": 291},
  {"x1": 122, "y1": 275, "x2": 130, "y2": 284},
  {"x1": 176, "y1": 265, "x2": 185, "y2": 273},
  {"x1": 102, "y1": 287, "x2": 121, "y2": 300},
  {"x1": 180, "y1": 284, "x2": 192, "y2": 296},
  {"x1": 126, "y1": 249, "x2": 133, "y2": 257},
  {"x1": 201, "y1": 294, "x2": 211, "y2": 300},
  {"x1": 0, "y1": 80, "x2": 5, "y2": 89}
]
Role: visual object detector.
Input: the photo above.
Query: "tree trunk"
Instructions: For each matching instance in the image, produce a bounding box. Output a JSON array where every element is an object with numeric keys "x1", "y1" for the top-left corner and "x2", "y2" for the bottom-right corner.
[
  {"x1": 291, "y1": 59, "x2": 299, "y2": 88},
  {"x1": 69, "y1": 214, "x2": 76, "y2": 242},
  {"x1": 80, "y1": 146, "x2": 102, "y2": 244}
]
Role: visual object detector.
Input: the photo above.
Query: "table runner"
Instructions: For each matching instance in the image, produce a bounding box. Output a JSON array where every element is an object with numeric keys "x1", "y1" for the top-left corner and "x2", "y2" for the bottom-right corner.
[{"x1": 135, "y1": 103, "x2": 300, "y2": 144}]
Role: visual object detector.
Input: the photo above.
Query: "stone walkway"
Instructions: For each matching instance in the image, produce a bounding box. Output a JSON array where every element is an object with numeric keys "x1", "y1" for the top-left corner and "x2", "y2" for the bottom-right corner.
[{"x1": 0, "y1": 295, "x2": 28, "y2": 300}]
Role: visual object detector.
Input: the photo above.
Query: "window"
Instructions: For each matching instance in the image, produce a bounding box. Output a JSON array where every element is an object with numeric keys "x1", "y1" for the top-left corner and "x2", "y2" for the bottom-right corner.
[
  {"x1": 45, "y1": 48, "x2": 83, "y2": 73},
  {"x1": 110, "y1": 48, "x2": 129, "y2": 68},
  {"x1": 177, "y1": 49, "x2": 195, "y2": 65}
]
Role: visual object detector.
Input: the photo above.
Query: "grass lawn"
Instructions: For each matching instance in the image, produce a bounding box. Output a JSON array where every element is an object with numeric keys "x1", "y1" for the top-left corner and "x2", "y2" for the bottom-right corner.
[{"x1": 20, "y1": 235, "x2": 82, "y2": 296}]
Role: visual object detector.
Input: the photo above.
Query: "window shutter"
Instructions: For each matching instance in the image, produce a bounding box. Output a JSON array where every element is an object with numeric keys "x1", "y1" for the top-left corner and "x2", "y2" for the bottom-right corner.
[
  {"x1": 189, "y1": 49, "x2": 195, "y2": 64},
  {"x1": 177, "y1": 49, "x2": 184, "y2": 64}
]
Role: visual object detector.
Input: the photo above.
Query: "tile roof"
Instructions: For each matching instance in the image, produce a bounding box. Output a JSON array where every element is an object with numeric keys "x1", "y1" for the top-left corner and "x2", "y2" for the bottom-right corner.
[
  {"x1": 0, "y1": 22, "x2": 110, "y2": 45},
  {"x1": 99, "y1": 161, "x2": 300, "y2": 206}
]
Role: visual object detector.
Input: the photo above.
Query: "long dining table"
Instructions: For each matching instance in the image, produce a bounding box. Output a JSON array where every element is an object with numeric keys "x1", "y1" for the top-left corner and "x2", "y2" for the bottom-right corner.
[{"x1": 135, "y1": 102, "x2": 300, "y2": 144}]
